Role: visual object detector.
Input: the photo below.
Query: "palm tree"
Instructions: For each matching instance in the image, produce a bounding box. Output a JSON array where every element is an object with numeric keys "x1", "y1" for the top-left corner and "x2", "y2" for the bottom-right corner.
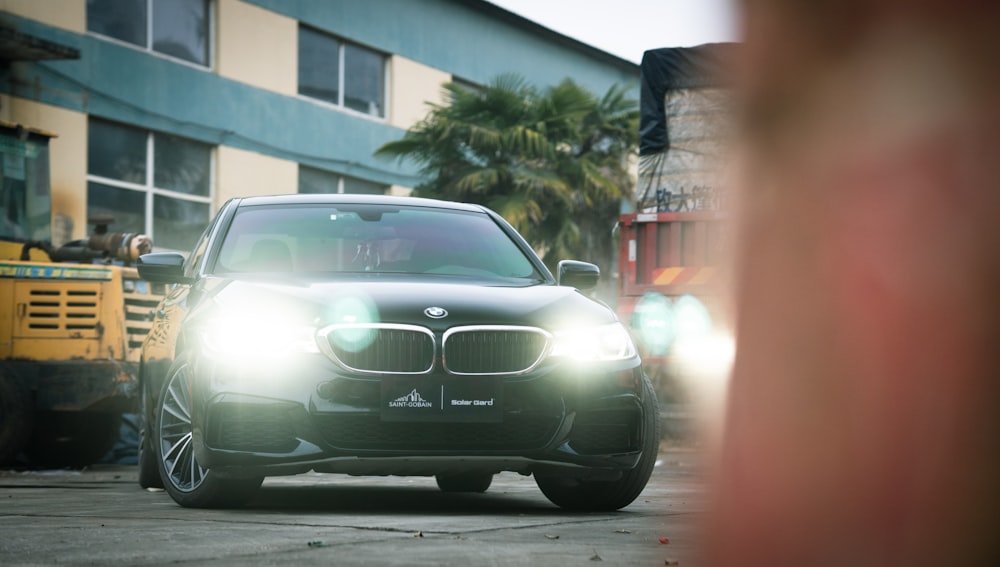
[{"x1": 375, "y1": 74, "x2": 638, "y2": 279}]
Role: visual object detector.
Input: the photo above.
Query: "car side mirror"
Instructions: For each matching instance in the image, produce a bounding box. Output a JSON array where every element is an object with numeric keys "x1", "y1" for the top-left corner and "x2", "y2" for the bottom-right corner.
[
  {"x1": 137, "y1": 252, "x2": 191, "y2": 284},
  {"x1": 557, "y1": 260, "x2": 599, "y2": 291}
]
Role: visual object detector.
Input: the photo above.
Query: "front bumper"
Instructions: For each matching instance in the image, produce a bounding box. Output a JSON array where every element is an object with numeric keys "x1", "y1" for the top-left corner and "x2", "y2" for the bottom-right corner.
[{"x1": 188, "y1": 353, "x2": 650, "y2": 479}]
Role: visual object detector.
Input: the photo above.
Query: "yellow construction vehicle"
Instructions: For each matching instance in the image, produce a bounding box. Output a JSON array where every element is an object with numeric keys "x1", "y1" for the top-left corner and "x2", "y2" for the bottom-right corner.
[{"x1": 0, "y1": 122, "x2": 163, "y2": 467}]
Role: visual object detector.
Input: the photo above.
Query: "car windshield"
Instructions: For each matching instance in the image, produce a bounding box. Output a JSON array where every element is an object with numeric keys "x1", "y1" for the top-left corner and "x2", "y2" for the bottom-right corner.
[{"x1": 213, "y1": 203, "x2": 542, "y2": 283}]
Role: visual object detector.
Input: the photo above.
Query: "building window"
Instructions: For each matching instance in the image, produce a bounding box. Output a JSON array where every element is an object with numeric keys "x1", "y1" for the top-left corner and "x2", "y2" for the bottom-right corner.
[
  {"x1": 299, "y1": 166, "x2": 387, "y2": 195},
  {"x1": 87, "y1": 118, "x2": 213, "y2": 251},
  {"x1": 298, "y1": 25, "x2": 386, "y2": 118},
  {"x1": 0, "y1": 126, "x2": 52, "y2": 241},
  {"x1": 87, "y1": 0, "x2": 211, "y2": 67}
]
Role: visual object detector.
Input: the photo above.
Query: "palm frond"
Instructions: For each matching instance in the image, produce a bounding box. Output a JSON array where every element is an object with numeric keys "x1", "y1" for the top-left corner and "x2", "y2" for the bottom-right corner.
[{"x1": 374, "y1": 73, "x2": 638, "y2": 275}]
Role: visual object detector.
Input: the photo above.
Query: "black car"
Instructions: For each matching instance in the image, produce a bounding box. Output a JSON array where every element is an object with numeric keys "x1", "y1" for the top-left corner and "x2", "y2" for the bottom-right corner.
[{"x1": 136, "y1": 194, "x2": 658, "y2": 510}]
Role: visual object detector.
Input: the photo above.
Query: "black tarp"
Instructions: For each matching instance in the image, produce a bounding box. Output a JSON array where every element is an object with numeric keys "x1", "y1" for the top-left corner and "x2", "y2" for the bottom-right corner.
[{"x1": 639, "y1": 43, "x2": 737, "y2": 156}]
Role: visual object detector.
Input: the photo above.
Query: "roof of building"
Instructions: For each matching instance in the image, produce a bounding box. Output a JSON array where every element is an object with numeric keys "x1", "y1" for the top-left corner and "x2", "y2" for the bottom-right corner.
[{"x1": 473, "y1": 1, "x2": 639, "y2": 72}]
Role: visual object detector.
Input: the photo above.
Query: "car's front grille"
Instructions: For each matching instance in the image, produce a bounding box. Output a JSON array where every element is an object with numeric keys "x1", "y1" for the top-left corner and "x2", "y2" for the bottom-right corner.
[
  {"x1": 320, "y1": 325, "x2": 435, "y2": 374},
  {"x1": 319, "y1": 324, "x2": 551, "y2": 376},
  {"x1": 315, "y1": 413, "x2": 558, "y2": 451},
  {"x1": 209, "y1": 404, "x2": 298, "y2": 453},
  {"x1": 443, "y1": 327, "x2": 550, "y2": 375}
]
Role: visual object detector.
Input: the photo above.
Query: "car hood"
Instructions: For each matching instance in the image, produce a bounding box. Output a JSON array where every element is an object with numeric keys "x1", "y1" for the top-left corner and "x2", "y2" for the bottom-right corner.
[{"x1": 201, "y1": 277, "x2": 617, "y2": 332}]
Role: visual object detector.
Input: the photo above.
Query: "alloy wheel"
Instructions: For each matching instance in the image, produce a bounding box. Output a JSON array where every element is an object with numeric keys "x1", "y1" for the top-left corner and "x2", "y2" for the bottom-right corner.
[{"x1": 158, "y1": 365, "x2": 206, "y2": 492}]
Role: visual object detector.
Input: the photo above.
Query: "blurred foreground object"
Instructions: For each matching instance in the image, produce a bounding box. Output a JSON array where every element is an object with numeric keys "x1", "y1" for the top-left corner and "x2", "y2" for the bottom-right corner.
[{"x1": 708, "y1": 1, "x2": 1000, "y2": 565}]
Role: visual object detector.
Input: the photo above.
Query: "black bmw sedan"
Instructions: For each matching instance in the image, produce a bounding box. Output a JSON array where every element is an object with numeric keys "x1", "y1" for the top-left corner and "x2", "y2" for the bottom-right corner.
[{"x1": 136, "y1": 194, "x2": 658, "y2": 510}]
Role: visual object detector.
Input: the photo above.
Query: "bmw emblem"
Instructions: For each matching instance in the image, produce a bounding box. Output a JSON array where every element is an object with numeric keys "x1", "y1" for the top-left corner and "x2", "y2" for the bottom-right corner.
[{"x1": 424, "y1": 306, "x2": 448, "y2": 319}]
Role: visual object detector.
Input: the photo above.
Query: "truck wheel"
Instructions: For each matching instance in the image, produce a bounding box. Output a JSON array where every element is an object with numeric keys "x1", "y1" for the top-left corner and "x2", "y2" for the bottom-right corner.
[
  {"x1": 535, "y1": 375, "x2": 661, "y2": 511},
  {"x1": 156, "y1": 358, "x2": 262, "y2": 508},
  {"x1": 137, "y1": 380, "x2": 163, "y2": 489},
  {"x1": 0, "y1": 366, "x2": 33, "y2": 466},
  {"x1": 26, "y1": 411, "x2": 121, "y2": 468},
  {"x1": 435, "y1": 472, "x2": 493, "y2": 493}
]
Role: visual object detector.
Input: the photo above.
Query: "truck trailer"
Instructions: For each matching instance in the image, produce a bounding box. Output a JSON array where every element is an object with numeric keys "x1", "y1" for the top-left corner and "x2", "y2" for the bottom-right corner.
[{"x1": 617, "y1": 44, "x2": 735, "y2": 419}]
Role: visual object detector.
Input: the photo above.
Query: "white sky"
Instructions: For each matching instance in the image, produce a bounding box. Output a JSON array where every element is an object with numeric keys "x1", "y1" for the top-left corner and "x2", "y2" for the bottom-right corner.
[{"x1": 487, "y1": 0, "x2": 741, "y2": 64}]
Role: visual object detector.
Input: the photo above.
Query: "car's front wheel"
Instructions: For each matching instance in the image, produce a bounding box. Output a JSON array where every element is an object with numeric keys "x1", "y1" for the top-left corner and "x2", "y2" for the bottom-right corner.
[
  {"x1": 535, "y1": 374, "x2": 660, "y2": 511},
  {"x1": 156, "y1": 358, "x2": 262, "y2": 508}
]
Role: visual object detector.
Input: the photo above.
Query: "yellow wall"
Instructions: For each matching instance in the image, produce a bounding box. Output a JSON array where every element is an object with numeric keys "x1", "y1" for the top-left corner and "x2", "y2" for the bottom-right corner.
[
  {"x1": 216, "y1": 0, "x2": 296, "y2": 95},
  {"x1": 389, "y1": 55, "x2": 450, "y2": 130},
  {"x1": 0, "y1": 95, "x2": 87, "y2": 244},
  {"x1": 387, "y1": 185, "x2": 414, "y2": 197},
  {"x1": 217, "y1": 145, "x2": 297, "y2": 203},
  {"x1": 0, "y1": 0, "x2": 85, "y2": 33}
]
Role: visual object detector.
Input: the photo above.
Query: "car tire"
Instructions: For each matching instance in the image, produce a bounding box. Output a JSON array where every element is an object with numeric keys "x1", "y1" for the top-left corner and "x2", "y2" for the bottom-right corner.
[
  {"x1": 137, "y1": 379, "x2": 162, "y2": 489},
  {"x1": 156, "y1": 358, "x2": 262, "y2": 508},
  {"x1": 0, "y1": 365, "x2": 33, "y2": 466},
  {"x1": 435, "y1": 472, "x2": 493, "y2": 493},
  {"x1": 535, "y1": 374, "x2": 660, "y2": 511}
]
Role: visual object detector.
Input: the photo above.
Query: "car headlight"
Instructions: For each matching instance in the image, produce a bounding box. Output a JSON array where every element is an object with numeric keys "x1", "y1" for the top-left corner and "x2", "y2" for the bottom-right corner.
[
  {"x1": 200, "y1": 313, "x2": 319, "y2": 360},
  {"x1": 550, "y1": 322, "x2": 637, "y2": 361}
]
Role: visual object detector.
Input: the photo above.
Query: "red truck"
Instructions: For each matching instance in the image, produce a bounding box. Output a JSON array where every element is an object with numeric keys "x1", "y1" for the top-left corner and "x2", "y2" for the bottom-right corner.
[{"x1": 616, "y1": 44, "x2": 735, "y2": 426}]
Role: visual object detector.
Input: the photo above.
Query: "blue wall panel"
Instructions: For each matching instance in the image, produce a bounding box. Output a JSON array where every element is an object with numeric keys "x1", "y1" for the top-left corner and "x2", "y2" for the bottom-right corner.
[{"x1": 248, "y1": 0, "x2": 639, "y2": 96}]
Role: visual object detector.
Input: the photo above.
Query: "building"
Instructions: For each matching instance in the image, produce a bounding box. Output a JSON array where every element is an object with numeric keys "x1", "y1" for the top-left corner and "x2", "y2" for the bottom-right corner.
[{"x1": 0, "y1": 0, "x2": 639, "y2": 251}]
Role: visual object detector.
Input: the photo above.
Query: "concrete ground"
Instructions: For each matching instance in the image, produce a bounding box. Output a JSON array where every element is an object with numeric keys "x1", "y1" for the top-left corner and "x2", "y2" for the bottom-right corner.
[{"x1": 0, "y1": 444, "x2": 707, "y2": 566}]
